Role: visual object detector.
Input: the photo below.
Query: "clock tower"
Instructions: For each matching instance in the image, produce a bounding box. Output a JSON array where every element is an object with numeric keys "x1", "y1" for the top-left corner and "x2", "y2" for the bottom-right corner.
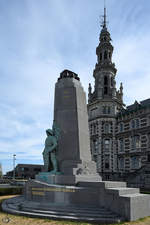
[{"x1": 88, "y1": 7, "x2": 124, "y2": 179}]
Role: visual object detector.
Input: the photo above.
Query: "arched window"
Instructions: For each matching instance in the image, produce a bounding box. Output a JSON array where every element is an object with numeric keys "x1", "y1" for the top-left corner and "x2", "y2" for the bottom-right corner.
[
  {"x1": 100, "y1": 53, "x2": 102, "y2": 60},
  {"x1": 104, "y1": 139, "x2": 110, "y2": 151},
  {"x1": 104, "y1": 87, "x2": 108, "y2": 95},
  {"x1": 104, "y1": 51, "x2": 107, "y2": 59},
  {"x1": 104, "y1": 76, "x2": 108, "y2": 85}
]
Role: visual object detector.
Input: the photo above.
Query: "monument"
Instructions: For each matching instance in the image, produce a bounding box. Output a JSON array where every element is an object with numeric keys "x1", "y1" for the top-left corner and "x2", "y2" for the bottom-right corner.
[
  {"x1": 2, "y1": 70, "x2": 150, "y2": 223},
  {"x1": 36, "y1": 69, "x2": 100, "y2": 185}
]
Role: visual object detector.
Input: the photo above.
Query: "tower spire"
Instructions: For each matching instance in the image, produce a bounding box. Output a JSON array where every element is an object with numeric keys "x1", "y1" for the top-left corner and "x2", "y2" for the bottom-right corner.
[
  {"x1": 101, "y1": 0, "x2": 107, "y2": 29},
  {"x1": 104, "y1": 0, "x2": 106, "y2": 28}
]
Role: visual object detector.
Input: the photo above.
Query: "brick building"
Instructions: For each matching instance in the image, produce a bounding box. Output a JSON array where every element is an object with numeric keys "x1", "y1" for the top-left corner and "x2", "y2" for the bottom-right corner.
[{"x1": 6, "y1": 164, "x2": 44, "y2": 179}]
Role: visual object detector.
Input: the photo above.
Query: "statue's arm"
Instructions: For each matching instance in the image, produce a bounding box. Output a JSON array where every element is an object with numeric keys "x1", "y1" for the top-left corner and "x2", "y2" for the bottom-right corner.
[{"x1": 49, "y1": 138, "x2": 57, "y2": 152}]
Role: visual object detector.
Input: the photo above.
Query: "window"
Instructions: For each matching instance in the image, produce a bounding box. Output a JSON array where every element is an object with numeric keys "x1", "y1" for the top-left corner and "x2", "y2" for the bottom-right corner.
[
  {"x1": 100, "y1": 53, "x2": 102, "y2": 60},
  {"x1": 104, "y1": 139, "x2": 110, "y2": 151},
  {"x1": 104, "y1": 123, "x2": 110, "y2": 133},
  {"x1": 104, "y1": 51, "x2": 107, "y2": 59},
  {"x1": 131, "y1": 136, "x2": 140, "y2": 150},
  {"x1": 131, "y1": 156, "x2": 139, "y2": 169},
  {"x1": 103, "y1": 106, "x2": 111, "y2": 114},
  {"x1": 103, "y1": 106, "x2": 107, "y2": 114},
  {"x1": 104, "y1": 87, "x2": 108, "y2": 95},
  {"x1": 21, "y1": 167, "x2": 29, "y2": 172},
  {"x1": 93, "y1": 124, "x2": 96, "y2": 134},
  {"x1": 119, "y1": 139, "x2": 124, "y2": 152},
  {"x1": 104, "y1": 76, "x2": 108, "y2": 85},
  {"x1": 105, "y1": 156, "x2": 109, "y2": 169},
  {"x1": 119, "y1": 123, "x2": 124, "y2": 132},
  {"x1": 131, "y1": 120, "x2": 135, "y2": 129},
  {"x1": 136, "y1": 119, "x2": 140, "y2": 128},
  {"x1": 93, "y1": 139, "x2": 98, "y2": 153},
  {"x1": 34, "y1": 168, "x2": 41, "y2": 172},
  {"x1": 119, "y1": 158, "x2": 124, "y2": 170},
  {"x1": 131, "y1": 119, "x2": 139, "y2": 129}
]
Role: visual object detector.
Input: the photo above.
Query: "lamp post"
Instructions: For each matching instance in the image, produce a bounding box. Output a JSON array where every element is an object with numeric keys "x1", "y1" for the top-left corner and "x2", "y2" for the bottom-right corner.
[{"x1": 13, "y1": 154, "x2": 16, "y2": 180}]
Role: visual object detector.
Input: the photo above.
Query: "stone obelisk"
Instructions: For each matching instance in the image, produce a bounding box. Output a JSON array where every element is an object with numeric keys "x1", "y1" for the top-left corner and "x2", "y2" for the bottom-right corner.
[
  {"x1": 53, "y1": 70, "x2": 100, "y2": 182},
  {"x1": 36, "y1": 69, "x2": 100, "y2": 184}
]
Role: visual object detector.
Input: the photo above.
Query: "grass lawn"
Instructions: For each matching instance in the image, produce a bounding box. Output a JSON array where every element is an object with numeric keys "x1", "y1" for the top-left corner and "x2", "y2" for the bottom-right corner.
[{"x1": 1, "y1": 195, "x2": 150, "y2": 225}]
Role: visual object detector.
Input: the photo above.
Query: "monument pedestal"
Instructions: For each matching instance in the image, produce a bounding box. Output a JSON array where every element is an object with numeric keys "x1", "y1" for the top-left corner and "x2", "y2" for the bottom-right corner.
[
  {"x1": 36, "y1": 173, "x2": 101, "y2": 185},
  {"x1": 3, "y1": 179, "x2": 150, "y2": 223}
]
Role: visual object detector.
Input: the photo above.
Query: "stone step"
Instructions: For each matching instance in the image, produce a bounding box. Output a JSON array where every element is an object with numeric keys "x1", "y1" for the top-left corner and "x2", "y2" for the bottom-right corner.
[
  {"x1": 21, "y1": 210, "x2": 122, "y2": 224},
  {"x1": 103, "y1": 181, "x2": 127, "y2": 188},
  {"x1": 2, "y1": 197, "x2": 123, "y2": 224},
  {"x1": 27, "y1": 204, "x2": 108, "y2": 214},
  {"x1": 22, "y1": 206, "x2": 118, "y2": 218},
  {"x1": 20, "y1": 206, "x2": 122, "y2": 223},
  {"x1": 106, "y1": 187, "x2": 139, "y2": 195}
]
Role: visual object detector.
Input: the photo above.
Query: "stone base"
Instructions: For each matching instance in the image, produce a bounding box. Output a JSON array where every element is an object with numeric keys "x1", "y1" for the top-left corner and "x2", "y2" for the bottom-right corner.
[
  {"x1": 2, "y1": 179, "x2": 150, "y2": 222},
  {"x1": 35, "y1": 173, "x2": 101, "y2": 185}
]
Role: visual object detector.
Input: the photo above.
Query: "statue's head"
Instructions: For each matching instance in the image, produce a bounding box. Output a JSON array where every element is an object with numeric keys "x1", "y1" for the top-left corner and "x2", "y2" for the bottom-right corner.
[{"x1": 46, "y1": 129, "x2": 53, "y2": 136}]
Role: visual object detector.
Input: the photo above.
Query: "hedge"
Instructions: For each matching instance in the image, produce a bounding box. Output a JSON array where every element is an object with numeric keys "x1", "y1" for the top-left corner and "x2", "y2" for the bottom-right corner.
[{"x1": 0, "y1": 187, "x2": 23, "y2": 196}]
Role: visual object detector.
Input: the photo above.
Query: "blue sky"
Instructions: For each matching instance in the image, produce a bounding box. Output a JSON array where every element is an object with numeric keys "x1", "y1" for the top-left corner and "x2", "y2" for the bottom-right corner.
[{"x1": 0, "y1": 0, "x2": 150, "y2": 174}]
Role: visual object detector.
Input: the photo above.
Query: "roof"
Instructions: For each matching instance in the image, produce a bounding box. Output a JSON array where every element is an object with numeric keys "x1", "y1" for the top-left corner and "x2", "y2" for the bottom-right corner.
[
  {"x1": 16, "y1": 164, "x2": 44, "y2": 167},
  {"x1": 118, "y1": 98, "x2": 150, "y2": 117}
]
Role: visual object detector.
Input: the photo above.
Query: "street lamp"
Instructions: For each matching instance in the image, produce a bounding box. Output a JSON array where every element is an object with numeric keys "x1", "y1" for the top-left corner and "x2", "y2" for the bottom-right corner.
[{"x1": 13, "y1": 154, "x2": 16, "y2": 180}]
